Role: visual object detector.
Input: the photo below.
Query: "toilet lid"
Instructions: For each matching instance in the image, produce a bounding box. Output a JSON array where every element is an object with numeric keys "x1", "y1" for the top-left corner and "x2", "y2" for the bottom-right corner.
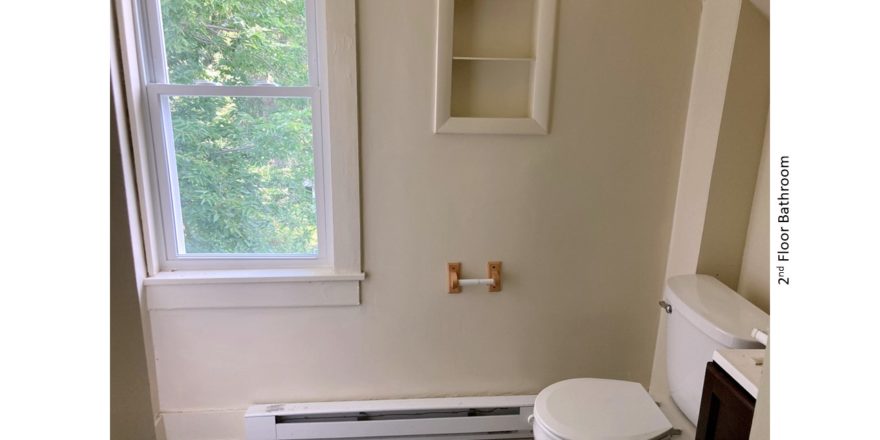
[{"x1": 533, "y1": 379, "x2": 672, "y2": 440}]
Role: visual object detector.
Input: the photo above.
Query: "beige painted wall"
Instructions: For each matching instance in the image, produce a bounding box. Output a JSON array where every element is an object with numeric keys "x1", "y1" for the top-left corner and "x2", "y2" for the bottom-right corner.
[
  {"x1": 145, "y1": 1, "x2": 702, "y2": 437},
  {"x1": 661, "y1": 0, "x2": 743, "y2": 279},
  {"x1": 111, "y1": 4, "x2": 159, "y2": 437},
  {"x1": 738, "y1": 120, "x2": 770, "y2": 313},
  {"x1": 697, "y1": 0, "x2": 770, "y2": 291},
  {"x1": 648, "y1": 1, "x2": 745, "y2": 434},
  {"x1": 648, "y1": 1, "x2": 771, "y2": 433},
  {"x1": 112, "y1": 92, "x2": 158, "y2": 440},
  {"x1": 744, "y1": 4, "x2": 771, "y2": 436}
]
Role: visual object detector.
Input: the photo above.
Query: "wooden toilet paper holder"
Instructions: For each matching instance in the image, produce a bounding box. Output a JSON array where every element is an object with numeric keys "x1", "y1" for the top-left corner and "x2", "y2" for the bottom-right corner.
[{"x1": 448, "y1": 261, "x2": 502, "y2": 293}]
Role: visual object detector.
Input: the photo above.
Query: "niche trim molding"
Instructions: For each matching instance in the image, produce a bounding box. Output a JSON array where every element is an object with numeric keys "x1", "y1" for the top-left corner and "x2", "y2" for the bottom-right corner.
[{"x1": 434, "y1": 0, "x2": 557, "y2": 135}]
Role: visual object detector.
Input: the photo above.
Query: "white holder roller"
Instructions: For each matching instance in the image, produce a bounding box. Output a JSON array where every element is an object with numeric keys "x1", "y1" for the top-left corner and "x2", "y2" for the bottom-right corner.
[
  {"x1": 448, "y1": 262, "x2": 502, "y2": 293},
  {"x1": 459, "y1": 278, "x2": 496, "y2": 287}
]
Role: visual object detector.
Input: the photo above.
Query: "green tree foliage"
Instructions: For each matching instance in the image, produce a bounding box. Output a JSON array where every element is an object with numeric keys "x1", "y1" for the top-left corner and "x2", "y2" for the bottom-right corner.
[{"x1": 161, "y1": 0, "x2": 317, "y2": 254}]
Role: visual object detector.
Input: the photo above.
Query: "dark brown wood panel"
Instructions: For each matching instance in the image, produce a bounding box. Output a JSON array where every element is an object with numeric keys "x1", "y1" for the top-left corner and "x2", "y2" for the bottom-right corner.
[{"x1": 695, "y1": 361, "x2": 757, "y2": 440}]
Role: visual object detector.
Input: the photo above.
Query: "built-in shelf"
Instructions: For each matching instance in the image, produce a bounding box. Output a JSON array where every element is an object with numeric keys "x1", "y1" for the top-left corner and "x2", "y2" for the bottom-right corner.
[
  {"x1": 435, "y1": 0, "x2": 557, "y2": 135},
  {"x1": 451, "y1": 59, "x2": 531, "y2": 118},
  {"x1": 452, "y1": 0, "x2": 535, "y2": 59}
]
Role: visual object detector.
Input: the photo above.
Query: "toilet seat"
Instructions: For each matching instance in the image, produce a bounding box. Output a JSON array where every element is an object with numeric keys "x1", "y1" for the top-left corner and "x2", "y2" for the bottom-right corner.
[{"x1": 533, "y1": 378, "x2": 672, "y2": 440}]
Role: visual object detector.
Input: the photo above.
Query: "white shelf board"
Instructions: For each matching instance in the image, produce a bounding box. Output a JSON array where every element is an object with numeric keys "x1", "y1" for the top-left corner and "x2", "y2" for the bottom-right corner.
[
  {"x1": 452, "y1": 56, "x2": 535, "y2": 62},
  {"x1": 436, "y1": 117, "x2": 547, "y2": 135}
]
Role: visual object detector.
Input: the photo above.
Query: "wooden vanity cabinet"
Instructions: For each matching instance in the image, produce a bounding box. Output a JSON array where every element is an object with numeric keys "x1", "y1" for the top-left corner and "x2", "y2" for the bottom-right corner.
[{"x1": 695, "y1": 361, "x2": 756, "y2": 440}]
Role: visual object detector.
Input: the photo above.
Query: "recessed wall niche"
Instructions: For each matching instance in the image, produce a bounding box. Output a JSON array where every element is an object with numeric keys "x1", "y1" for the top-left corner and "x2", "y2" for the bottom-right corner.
[{"x1": 434, "y1": 0, "x2": 558, "y2": 135}]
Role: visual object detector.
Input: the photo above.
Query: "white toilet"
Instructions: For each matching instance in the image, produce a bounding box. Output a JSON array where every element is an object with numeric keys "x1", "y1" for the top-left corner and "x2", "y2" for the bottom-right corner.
[{"x1": 530, "y1": 274, "x2": 770, "y2": 440}]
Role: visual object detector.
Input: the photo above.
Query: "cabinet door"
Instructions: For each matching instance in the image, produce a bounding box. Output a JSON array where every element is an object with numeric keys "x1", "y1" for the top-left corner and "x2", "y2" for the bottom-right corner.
[{"x1": 695, "y1": 361, "x2": 757, "y2": 440}]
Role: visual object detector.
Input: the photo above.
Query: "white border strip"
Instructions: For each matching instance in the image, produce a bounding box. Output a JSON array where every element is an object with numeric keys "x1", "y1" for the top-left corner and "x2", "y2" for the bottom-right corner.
[{"x1": 146, "y1": 278, "x2": 361, "y2": 309}]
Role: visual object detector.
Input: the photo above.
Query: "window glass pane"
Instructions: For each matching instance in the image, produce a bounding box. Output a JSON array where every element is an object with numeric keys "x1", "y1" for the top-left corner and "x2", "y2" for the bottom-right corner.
[
  {"x1": 167, "y1": 96, "x2": 317, "y2": 255},
  {"x1": 160, "y1": 0, "x2": 309, "y2": 86}
]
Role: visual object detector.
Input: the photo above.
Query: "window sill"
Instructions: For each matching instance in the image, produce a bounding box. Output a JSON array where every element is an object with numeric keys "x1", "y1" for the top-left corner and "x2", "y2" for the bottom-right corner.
[
  {"x1": 144, "y1": 268, "x2": 365, "y2": 286},
  {"x1": 144, "y1": 269, "x2": 365, "y2": 310}
]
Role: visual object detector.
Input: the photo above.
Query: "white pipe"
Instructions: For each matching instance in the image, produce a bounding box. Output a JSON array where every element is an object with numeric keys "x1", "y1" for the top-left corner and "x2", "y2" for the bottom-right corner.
[{"x1": 458, "y1": 278, "x2": 495, "y2": 287}]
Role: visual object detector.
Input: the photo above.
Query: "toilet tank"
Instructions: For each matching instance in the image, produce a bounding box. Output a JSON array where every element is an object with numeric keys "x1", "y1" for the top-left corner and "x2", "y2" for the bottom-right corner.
[{"x1": 664, "y1": 274, "x2": 769, "y2": 425}]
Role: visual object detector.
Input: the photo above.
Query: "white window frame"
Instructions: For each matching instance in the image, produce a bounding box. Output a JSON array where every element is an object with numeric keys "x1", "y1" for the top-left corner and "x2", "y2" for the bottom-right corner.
[{"x1": 117, "y1": 0, "x2": 362, "y2": 286}]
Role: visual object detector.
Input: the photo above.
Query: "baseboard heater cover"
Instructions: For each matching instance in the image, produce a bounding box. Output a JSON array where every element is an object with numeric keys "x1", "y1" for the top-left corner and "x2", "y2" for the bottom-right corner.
[{"x1": 245, "y1": 395, "x2": 537, "y2": 440}]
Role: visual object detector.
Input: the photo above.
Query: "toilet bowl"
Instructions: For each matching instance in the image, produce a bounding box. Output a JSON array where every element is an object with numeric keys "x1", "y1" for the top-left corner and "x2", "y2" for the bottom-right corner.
[
  {"x1": 531, "y1": 378, "x2": 673, "y2": 440},
  {"x1": 530, "y1": 274, "x2": 769, "y2": 439}
]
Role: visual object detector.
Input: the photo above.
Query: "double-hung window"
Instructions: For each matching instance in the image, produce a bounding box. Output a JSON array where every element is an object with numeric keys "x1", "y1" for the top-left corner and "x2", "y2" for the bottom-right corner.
[{"x1": 127, "y1": 0, "x2": 360, "y2": 278}]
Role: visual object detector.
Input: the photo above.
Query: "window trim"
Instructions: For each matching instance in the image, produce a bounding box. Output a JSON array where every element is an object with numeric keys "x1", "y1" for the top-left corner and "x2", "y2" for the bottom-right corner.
[
  {"x1": 142, "y1": 0, "x2": 329, "y2": 270},
  {"x1": 117, "y1": 0, "x2": 362, "y2": 284}
]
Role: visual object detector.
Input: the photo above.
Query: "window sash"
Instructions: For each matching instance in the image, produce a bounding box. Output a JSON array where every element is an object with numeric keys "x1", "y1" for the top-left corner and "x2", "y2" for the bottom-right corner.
[
  {"x1": 144, "y1": 85, "x2": 330, "y2": 270},
  {"x1": 139, "y1": 0, "x2": 320, "y2": 88},
  {"x1": 137, "y1": 0, "x2": 330, "y2": 270},
  {"x1": 146, "y1": 84, "x2": 319, "y2": 98}
]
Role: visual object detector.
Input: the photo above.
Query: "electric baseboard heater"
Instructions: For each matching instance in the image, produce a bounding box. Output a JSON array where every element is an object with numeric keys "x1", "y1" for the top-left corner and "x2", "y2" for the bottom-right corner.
[{"x1": 245, "y1": 395, "x2": 537, "y2": 440}]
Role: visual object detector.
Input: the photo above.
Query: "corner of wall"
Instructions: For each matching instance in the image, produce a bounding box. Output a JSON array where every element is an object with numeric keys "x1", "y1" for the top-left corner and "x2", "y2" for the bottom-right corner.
[
  {"x1": 648, "y1": 0, "x2": 743, "y2": 400},
  {"x1": 737, "y1": 117, "x2": 771, "y2": 313},
  {"x1": 695, "y1": 0, "x2": 770, "y2": 292}
]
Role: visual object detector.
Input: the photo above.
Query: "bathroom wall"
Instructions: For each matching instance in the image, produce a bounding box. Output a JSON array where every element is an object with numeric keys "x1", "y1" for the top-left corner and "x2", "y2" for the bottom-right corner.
[
  {"x1": 737, "y1": 120, "x2": 770, "y2": 313},
  {"x1": 648, "y1": 0, "x2": 745, "y2": 433},
  {"x1": 112, "y1": 6, "x2": 160, "y2": 437},
  {"x1": 112, "y1": 70, "x2": 158, "y2": 440},
  {"x1": 142, "y1": 1, "x2": 702, "y2": 437},
  {"x1": 696, "y1": 0, "x2": 770, "y2": 291},
  {"x1": 648, "y1": 0, "x2": 771, "y2": 431}
]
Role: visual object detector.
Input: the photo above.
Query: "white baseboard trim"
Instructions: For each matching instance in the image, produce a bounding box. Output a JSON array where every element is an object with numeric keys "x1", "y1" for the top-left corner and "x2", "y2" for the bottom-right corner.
[{"x1": 155, "y1": 414, "x2": 168, "y2": 440}]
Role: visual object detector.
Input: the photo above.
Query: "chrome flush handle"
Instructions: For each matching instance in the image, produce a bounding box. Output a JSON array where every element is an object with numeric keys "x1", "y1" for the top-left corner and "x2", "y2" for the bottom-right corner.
[{"x1": 658, "y1": 300, "x2": 672, "y2": 314}]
